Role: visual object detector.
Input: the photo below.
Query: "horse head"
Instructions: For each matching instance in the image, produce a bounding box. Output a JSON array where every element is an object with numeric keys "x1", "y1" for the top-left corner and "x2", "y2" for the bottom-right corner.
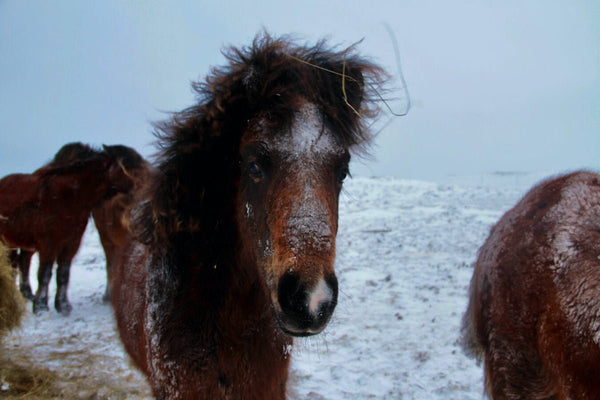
[
  {"x1": 228, "y1": 38, "x2": 383, "y2": 336},
  {"x1": 236, "y1": 102, "x2": 351, "y2": 336},
  {"x1": 102, "y1": 144, "x2": 141, "y2": 198},
  {"x1": 141, "y1": 34, "x2": 385, "y2": 339}
]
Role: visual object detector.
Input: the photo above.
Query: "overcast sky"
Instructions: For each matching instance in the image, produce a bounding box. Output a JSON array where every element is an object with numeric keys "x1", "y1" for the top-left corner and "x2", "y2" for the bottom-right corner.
[{"x1": 1, "y1": 1, "x2": 598, "y2": 180}]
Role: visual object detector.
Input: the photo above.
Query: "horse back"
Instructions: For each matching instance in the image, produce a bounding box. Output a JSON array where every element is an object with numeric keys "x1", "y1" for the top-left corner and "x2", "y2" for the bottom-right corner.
[{"x1": 463, "y1": 170, "x2": 600, "y2": 398}]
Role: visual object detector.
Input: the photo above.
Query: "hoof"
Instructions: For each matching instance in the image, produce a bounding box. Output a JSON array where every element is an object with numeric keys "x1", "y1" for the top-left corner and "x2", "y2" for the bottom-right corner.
[
  {"x1": 55, "y1": 301, "x2": 72, "y2": 316},
  {"x1": 20, "y1": 285, "x2": 34, "y2": 301},
  {"x1": 102, "y1": 292, "x2": 111, "y2": 304},
  {"x1": 32, "y1": 300, "x2": 49, "y2": 315}
]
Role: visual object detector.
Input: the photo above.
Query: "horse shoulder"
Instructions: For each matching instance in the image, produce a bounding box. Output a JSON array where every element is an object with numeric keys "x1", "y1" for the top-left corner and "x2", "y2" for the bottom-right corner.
[{"x1": 0, "y1": 174, "x2": 40, "y2": 211}]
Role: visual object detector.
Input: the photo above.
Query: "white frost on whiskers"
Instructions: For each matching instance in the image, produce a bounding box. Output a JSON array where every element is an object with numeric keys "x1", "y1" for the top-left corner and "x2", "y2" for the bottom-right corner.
[{"x1": 283, "y1": 344, "x2": 293, "y2": 358}]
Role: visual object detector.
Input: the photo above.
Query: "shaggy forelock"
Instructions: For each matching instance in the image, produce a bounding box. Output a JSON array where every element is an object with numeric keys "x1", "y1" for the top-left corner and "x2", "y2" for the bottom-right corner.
[{"x1": 141, "y1": 33, "x2": 386, "y2": 248}]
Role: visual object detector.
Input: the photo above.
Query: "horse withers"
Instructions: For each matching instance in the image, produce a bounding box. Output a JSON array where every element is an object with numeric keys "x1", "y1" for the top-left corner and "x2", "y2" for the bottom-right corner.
[
  {"x1": 461, "y1": 170, "x2": 600, "y2": 399},
  {"x1": 0, "y1": 143, "x2": 135, "y2": 315},
  {"x1": 111, "y1": 34, "x2": 386, "y2": 399}
]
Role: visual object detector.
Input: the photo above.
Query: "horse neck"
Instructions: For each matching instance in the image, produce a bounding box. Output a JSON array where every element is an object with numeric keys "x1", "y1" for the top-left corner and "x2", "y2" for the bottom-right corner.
[
  {"x1": 70, "y1": 159, "x2": 114, "y2": 204},
  {"x1": 155, "y1": 231, "x2": 276, "y2": 339}
]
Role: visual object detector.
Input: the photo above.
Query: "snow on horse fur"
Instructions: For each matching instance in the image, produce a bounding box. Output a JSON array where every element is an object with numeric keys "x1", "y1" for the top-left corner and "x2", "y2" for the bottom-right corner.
[
  {"x1": 462, "y1": 170, "x2": 600, "y2": 399},
  {"x1": 111, "y1": 34, "x2": 386, "y2": 399}
]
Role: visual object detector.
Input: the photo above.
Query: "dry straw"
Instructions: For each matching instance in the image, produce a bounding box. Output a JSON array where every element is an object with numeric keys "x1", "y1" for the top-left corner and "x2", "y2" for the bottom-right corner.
[{"x1": 0, "y1": 243, "x2": 25, "y2": 340}]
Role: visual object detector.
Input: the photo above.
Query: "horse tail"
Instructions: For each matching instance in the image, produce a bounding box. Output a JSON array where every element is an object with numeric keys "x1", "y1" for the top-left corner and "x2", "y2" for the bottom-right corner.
[
  {"x1": 0, "y1": 243, "x2": 25, "y2": 341},
  {"x1": 460, "y1": 270, "x2": 485, "y2": 363}
]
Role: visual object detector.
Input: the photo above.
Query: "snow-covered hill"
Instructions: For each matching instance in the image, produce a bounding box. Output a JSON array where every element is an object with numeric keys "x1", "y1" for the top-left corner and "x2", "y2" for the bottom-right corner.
[{"x1": 2, "y1": 173, "x2": 545, "y2": 399}]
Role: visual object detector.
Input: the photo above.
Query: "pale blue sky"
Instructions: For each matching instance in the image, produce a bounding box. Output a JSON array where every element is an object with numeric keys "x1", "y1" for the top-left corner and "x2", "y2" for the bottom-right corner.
[{"x1": 1, "y1": 1, "x2": 598, "y2": 179}]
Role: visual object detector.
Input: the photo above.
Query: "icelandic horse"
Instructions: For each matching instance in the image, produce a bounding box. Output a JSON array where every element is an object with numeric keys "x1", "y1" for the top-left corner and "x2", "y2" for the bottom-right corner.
[
  {"x1": 462, "y1": 170, "x2": 600, "y2": 399},
  {"x1": 111, "y1": 34, "x2": 385, "y2": 399},
  {"x1": 0, "y1": 143, "x2": 135, "y2": 315}
]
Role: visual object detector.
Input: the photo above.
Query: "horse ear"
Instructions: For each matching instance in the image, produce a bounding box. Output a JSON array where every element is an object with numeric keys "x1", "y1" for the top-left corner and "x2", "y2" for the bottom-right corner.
[{"x1": 102, "y1": 144, "x2": 114, "y2": 159}]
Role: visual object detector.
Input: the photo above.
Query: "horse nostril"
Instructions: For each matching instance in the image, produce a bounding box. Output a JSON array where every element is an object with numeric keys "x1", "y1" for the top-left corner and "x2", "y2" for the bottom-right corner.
[{"x1": 277, "y1": 271, "x2": 307, "y2": 320}]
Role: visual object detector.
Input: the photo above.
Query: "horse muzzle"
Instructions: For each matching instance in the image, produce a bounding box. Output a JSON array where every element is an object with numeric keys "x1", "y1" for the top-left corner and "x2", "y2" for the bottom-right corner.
[{"x1": 275, "y1": 271, "x2": 338, "y2": 337}]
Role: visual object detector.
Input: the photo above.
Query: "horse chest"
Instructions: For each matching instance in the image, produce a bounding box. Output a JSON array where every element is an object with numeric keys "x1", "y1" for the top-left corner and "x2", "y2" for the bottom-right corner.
[
  {"x1": 147, "y1": 317, "x2": 291, "y2": 400},
  {"x1": 143, "y1": 264, "x2": 291, "y2": 399}
]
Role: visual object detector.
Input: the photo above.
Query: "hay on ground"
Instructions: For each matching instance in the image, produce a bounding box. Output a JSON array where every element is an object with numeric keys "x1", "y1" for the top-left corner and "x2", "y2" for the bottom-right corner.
[
  {"x1": 0, "y1": 354, "x2": 58, "y2": 399},
  {"x1": 0, "y1": 243, "x2": 25, "y2": 341}
]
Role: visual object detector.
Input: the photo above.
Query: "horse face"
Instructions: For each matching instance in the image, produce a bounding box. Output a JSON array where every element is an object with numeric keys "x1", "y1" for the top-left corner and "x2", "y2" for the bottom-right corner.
[{"x1": 238, "y1": 102, "x2": 348, "y2": 336}]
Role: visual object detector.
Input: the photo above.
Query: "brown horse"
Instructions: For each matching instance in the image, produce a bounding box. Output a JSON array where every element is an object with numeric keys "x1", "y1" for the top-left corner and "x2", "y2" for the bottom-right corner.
[
  {"x1": 0, "y1": 143, "x2": 135, "y2": 315},
  {"x1": 92, "y1": 146, "x2": 153, "y2": 303},
  {"x1": 461, "y1": 170, "x2": 600, "y2": 399},
  {"x1": 9, "y1": 142, "x2": 99, "y2": 301},
  {"x1": 111, "y1": 34, "x2": 385, "y2": 399}
]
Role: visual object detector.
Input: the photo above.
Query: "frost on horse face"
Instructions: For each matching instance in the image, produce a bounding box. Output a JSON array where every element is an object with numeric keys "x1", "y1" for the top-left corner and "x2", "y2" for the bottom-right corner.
[
  {"x1": 111, "y1": 34, "x2": 385, "y2": 399},
  {"x1": 255, "y1": 104, "x2": 341, "y2": 256}
]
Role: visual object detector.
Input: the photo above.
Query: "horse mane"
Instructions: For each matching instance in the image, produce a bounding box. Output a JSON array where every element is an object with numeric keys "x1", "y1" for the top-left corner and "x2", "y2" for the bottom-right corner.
[
  {"x1": 137, "y1": 34, "x2": 386, "y2": 256},
  {"x1": 34, "y1": 143, "x2": 107, "y2": 177},
  {"x1": 102, "y1": 144, "x2": 146, "y2": 171},
  {"x1": 51, "y1": 142, "x2": 99, "y2": 165},
  {"x1": 35, "y1": 143, "x2": 146, "y2": 179}
]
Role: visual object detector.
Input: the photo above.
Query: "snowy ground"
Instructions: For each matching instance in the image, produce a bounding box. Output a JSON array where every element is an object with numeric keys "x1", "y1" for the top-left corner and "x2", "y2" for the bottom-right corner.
[{"x1": 1, "y1": 172, "x2": 550, "y2": 399}]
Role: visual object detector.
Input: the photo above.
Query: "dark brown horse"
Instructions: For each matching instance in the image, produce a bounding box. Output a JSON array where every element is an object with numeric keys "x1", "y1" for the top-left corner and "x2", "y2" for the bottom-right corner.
[
  {"x1": 9, "y1": 142, "x2": 98, "y2": 301},
  {"x1": 92, "y1": 146, "x2": 153, "y2": 303},
  {"x1": 111, "y1": 35, "x2": 385, "y2": 399},
  {"x1": 0, "y1": 143, "x2": 135, "y2": 315},
  {"x1": 461, "y1": 170, "x2": 600, "y2": 399}
]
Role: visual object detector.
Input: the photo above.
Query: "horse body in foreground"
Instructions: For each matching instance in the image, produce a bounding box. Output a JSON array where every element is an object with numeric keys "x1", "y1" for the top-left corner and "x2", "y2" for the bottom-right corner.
[
  {"x1": 112, "y1": 35, "x2": 384, "y2": 399},
  {"x1": 462, "y1": 170, "x2": 600, "y2": 399},
  {"x1": 0, "y1": 143, "x2": 135, "y2": 315}
]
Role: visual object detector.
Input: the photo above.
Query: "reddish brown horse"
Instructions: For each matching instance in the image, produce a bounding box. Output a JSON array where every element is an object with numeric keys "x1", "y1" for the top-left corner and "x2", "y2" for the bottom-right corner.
[
  {"x1": 92, "y1": 146, "x2": 153, "y2": 303},
  {"x1": 461, "y1": 170, "x2": 600, "y2": 399},
  {"x1": 0, "y1": 143, "x2": 135, "y2": 315},
  {"x1": 9, "y1": 142, "x2": 98, "y2": 301},
  {"x1": 111, "y1": 35, "x2": 385, "y2": 399}
]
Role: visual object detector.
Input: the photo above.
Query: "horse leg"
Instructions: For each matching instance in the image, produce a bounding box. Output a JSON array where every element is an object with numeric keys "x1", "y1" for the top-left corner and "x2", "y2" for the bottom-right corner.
[
  {"x1": 102, "y1": 254, "x2": 114, "y2": 303},
  {"x1": 18, "y1": 250, "x2": 34, "y2": 300},
  {"x1": 55, "y1": 259, "x2": 73, "y2": 316},
  {"x1": 33, "y1": 259, "x2": 53, "y2": 314}
]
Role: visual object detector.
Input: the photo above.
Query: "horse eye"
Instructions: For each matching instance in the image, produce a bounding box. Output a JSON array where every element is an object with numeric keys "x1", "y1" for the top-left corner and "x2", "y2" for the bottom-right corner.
[
  {"x1": 248, "y1": 162, "x2": 264, "y2": 181},
  {"x1": 336, "y1": 168, "x2": 349, "y2": 184}
]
